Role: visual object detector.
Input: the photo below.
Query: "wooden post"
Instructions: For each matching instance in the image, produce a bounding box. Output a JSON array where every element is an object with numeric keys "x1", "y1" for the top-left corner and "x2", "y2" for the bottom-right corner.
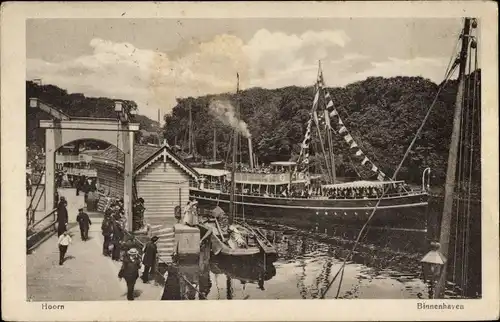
[
  {"x1": 123, "y1": 128, "x2": 134, "y2": 231},
  {"x1": 434, "y1": 17, "x2": 471, "y2": 299}
]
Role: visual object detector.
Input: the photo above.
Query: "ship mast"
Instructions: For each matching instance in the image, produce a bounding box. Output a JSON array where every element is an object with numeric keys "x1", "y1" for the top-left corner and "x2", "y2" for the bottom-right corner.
[
  {"x1": 434, "y1": 17, "x2": 472, "y2": 299},
  {"x1": 229, "y1": 73, "x2": 240, "y2": 225},
  {"x1": 313, "y1": 64, "x2": 333, "y2": 183},
  {"x1": 319, "y1": 62, "x2": 336, "y2": 184}
]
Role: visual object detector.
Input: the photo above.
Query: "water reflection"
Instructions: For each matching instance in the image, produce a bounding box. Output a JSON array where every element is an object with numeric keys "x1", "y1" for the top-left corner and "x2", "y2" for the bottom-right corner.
[{"x1": 161, "y1": 204, "x2": 474, "y2": 299}]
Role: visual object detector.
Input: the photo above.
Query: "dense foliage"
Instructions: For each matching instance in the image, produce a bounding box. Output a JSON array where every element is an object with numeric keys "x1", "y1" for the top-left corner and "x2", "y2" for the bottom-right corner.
[
  {"x1": 26, "y1": 81, "x2": 160, "y2": 157},
  {"x1": 163, "y1": 72, "x2": 481, "y2": 186}
]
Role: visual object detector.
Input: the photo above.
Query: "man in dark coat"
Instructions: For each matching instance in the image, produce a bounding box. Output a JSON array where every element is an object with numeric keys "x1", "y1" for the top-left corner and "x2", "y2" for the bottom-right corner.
[
  {"x1": 111, "y1": 218, "x2": 124, "y2": 261},
  {"x1": 101, "y1": 214, "x2": 113, "y2": 256},
  {"x1": 26, "y1": 174, "x2": 32, "y2": 196},
  {"x1": 141, "y1": 236, "x2": 159, "y2": 283},
  {"x1": 76, "y1": 208, "x2": 92, "y2": 241},
  {"x1": 56, "y1": 197, "x2": 68, "y2": 237},
  {"x1": 161, "y1": 265, "x2": 182, "y2": 300},
  {"x1": 118, "y1": 248, "x2": 142, "y2": 301}
]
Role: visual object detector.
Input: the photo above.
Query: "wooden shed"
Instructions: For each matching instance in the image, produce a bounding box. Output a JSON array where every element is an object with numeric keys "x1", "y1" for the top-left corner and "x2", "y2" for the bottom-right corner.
[{"x1": 90, "y1": 144, "x2": 199, "y2": 228}]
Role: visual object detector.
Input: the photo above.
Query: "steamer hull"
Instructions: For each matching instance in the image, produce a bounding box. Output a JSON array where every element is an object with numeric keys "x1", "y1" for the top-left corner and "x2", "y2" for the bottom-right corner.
[{"x1": 190, "y1": 188, "x2": 429, "y2": 232}]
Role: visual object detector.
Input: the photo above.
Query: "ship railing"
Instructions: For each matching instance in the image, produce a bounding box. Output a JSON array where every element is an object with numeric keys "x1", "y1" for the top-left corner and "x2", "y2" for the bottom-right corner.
[{"x1": 192, "y1": 186, "x2": 426, "y2": 200}]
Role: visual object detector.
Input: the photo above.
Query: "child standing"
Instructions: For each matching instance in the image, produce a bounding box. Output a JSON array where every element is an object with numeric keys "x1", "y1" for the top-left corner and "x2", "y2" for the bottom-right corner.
[{"x1": 57, "y1": 230, "x2": 72, "y2": 265}]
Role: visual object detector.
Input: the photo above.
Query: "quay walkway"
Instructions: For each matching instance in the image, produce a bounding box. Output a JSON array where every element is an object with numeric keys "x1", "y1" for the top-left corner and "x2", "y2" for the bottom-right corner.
[{"x1": 27, "y1": 212, "x2": 164, "y2": 301}]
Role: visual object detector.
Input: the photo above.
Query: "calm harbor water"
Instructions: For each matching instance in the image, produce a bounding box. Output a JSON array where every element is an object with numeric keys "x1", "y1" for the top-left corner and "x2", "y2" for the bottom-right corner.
[
  {"x1": 202, "y1": 230, "x2": 429, "y2": 300},
  {"x1": 166, "y1": 195, "x2": 481, "y2": 300}
]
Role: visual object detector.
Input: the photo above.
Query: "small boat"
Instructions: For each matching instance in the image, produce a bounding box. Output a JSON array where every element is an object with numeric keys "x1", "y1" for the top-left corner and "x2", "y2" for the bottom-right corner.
[
  {"x1": 210, "y1": 256, "x2": 277, "y2": 285},
  {"x1": 200, "y1": 206, "x2": 278, "y2": 261}
]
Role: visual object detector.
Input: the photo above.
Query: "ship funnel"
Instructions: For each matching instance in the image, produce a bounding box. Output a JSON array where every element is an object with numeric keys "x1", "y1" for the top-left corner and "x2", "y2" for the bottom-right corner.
[{"x1": 248, "y1": 137, "x2": 254, "y2": 170}]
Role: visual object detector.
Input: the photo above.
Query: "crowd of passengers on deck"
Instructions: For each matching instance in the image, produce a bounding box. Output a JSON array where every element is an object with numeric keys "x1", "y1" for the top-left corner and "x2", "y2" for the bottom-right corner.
[
  {"x1": 224, "y1": 163, "x2": 288, "y2": 174},
  {"x1": 204, "y1": 179, "x2": 412, "y2": 199}
]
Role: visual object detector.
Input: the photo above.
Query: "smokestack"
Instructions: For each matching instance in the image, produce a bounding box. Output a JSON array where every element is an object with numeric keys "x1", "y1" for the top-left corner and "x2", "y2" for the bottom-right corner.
[{"x1": 248, "y1": 137, "x2": 254, "y2": 170}]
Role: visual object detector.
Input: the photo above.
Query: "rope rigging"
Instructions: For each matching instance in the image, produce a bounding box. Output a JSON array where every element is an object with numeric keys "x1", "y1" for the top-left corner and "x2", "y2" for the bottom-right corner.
[
  {"x1": 450, "y1": 26, "x2": 479, "y2": 296},
  {"x1": 320, "y1": 30, "x2": 464, "y2": 298}
]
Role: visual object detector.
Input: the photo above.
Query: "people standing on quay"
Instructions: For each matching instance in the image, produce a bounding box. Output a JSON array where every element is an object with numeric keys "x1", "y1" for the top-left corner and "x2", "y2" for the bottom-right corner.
[
  {"x1": 76, "y1": 208, "x2": 92, "y2": 241},
  {"x1": 118, "y1": 248, "x2": 142, "y2": 301},
  {"x1": 57, "y1": 230, "x2": 72, "y2": 265},
  {"x1": 111, "y1": 217, "x2": 124, "y2": 261},
  {"x1": 56, "y1": 197, "x2": 68, "y2": 237},
  {"x1": 101, "y1": 213, "x2": 113, "y2": 256},
  {"x1": 141, "y1": 236, "x2": 159, "y2": 283},
  {"x1": 26, "y1": 174, "x2": 32, "y2": 196}
]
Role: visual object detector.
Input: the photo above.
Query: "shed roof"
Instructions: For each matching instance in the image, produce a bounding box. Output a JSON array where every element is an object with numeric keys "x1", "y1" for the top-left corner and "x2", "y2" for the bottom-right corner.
[
  {"x1": 90, "y1": 144, "x2": 199, "y2": 179},
  {"x1": 91, "y1": 144, "x2": 160, "y2": 169}
]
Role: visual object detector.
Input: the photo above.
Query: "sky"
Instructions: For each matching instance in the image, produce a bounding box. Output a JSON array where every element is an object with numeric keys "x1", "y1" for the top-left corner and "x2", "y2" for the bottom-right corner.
[{"x1": 26, "y1": 18, "x2": 466, "y2": 120}]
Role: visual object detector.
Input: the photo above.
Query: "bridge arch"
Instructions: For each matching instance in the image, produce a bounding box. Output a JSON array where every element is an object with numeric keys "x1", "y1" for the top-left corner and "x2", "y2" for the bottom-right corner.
[{"x1": 40, "y1": 118, "x2": 139, "y2": 230}]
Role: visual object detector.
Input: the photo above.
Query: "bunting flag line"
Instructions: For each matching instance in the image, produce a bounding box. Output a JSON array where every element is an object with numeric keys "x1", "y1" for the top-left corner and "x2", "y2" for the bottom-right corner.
[
  {"x1": 313, "y1": 111, "x2": 319, "y2": 125},
  {"x1": 324, "y1": 110, "x2": 331, "y2": 129},
  {"x1": 313, "y1": 90, "x2": 320, "y2": 109},
  {"x1": 321, "y1": 85, "x2": 388, "y2": 181}
]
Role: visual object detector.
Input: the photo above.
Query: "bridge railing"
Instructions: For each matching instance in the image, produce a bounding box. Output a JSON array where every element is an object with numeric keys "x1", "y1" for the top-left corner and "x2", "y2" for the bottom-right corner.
[{"x1": 26, "y1": 208, "x2": 58, "y2": 253}]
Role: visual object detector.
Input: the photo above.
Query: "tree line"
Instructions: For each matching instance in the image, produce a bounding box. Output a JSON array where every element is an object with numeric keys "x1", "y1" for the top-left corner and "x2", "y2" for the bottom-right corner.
[{"x1": 163, "y1": 71, "x2": 481, "y2": 188}]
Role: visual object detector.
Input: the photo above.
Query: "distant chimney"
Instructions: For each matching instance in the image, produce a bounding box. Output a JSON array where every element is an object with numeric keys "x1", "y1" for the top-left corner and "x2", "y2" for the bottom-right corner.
[{"x1": 248, "y1": 137, "x2": 254, "y2": 170}]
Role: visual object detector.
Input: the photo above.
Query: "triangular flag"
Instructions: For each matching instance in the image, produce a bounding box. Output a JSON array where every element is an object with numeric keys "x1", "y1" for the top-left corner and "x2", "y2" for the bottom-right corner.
[
  {"x1": 330, "y1": 109, "x2": 338, "y2": 117},
  {"x1": 377, "y1": 173, "x2": 385, "y2": 181},
  {"x1": 339, "y1": 126, "x2": 347, "y2": 134},
  {"x1": 344, "y1": 134, "x2": 353, "y2": 143},
  {"x1": 324, "y1": 110, "x2": 331, "y2": 129},
  {"x1": 325, "y1": 92, "x2": 331, "y2": 99},
  {"x1": 313, "y1": 111, "x2": 319, "y2": 125},
  {"x1": 350, "y1": 142, "x2": 358, "y2": 149},
  {"x1": 361, "y1": 157, "x2": 369, "y2": 165},
  {"x1": 338, "y1": 118, "x2": 344, "y2": 125},
  {"x1": 355, "y1": 150, "x2": 363, "y2": 156},
  {"x1": 371, "y1": 164, "x2": 378, "y2": 172},
  {"x1": 313, "y1": 90, "x2": 320, "y2": 108},
  {"x1": 326, "y1": 100, "x2": 334, "y2": 109}
]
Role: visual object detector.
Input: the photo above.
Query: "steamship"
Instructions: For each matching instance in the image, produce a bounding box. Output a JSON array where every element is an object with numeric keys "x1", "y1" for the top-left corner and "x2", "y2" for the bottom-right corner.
[{"x1": 188, "y1": 67, "x2": 430, "y2": 232}]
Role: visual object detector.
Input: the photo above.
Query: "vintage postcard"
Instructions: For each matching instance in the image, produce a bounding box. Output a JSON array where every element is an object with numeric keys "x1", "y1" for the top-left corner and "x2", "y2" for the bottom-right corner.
[{"x1": 1, "y1": 1, "x2": 498, "y2": 321}]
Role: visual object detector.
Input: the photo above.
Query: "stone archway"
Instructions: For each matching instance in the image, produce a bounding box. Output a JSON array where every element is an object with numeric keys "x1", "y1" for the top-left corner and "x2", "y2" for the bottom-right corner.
[{"x1": 40, "y1": 118, "x2": 139, "y2": 231}]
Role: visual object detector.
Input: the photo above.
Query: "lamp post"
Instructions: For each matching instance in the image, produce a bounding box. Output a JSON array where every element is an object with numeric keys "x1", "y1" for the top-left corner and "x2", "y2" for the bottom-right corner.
[{"x1": 421, "y1": 241, "x2": 446, "y2": 298}]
